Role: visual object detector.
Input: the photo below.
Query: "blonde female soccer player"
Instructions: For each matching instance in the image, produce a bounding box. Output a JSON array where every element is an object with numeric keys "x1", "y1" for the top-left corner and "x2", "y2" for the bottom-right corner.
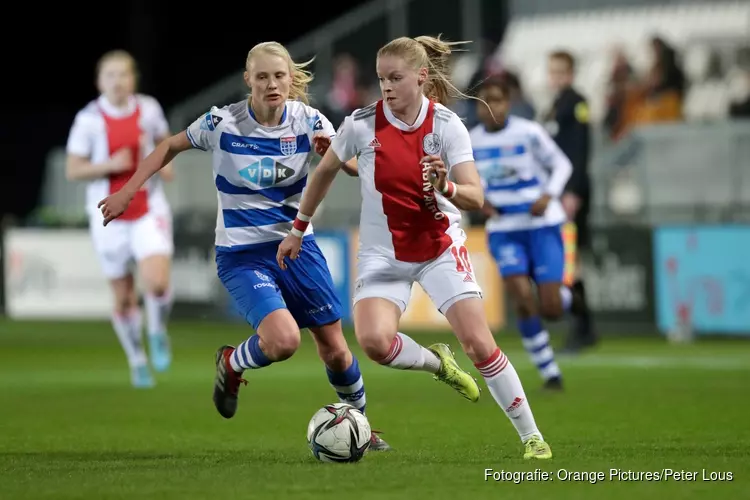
[
  {"x1": 66, "y1": 50, "x2": 174, "y2": 388},
  {"x1": 278, "y1": 35, "x2": 552, "y2": 460},
  {"x1": 97, "y1": 42, "x2": 389, "y2": 451}
]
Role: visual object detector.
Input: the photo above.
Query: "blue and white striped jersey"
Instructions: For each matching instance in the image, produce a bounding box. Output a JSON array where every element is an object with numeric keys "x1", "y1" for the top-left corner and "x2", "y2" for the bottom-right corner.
[
  {"x1": 469, "y1": 116, "x2": 572, "y2": 233},
  {"x1": 186, "y1": 99, "x2": 335, "y2": 252}
]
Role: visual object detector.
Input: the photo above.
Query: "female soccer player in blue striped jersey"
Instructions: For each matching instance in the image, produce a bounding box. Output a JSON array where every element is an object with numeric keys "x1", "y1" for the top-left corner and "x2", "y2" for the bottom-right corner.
[
  {"x1": 97, "y1": 42, "x2": 390, "y2": 451},
  {"x1": 470, "y1": 76, "x2": 591, "y2": 390}
]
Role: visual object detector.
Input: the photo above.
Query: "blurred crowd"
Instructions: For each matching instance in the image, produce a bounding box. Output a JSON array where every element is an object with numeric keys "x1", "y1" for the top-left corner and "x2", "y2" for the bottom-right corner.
[{"x1": 320, "y1": 36, "x2": 750, "y2": 144}]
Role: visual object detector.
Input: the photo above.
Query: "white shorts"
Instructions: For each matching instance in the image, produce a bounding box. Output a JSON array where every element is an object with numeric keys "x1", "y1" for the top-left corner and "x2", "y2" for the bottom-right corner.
[
  {"x1": 89, "y1": 211, "x2": 174, "y2": 279},
  {"x1": 353, "y1": 234, "x2": 483, "y2": 315}
]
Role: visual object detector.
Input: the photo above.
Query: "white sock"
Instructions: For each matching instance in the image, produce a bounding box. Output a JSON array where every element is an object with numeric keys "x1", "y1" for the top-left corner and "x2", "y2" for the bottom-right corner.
[
  {"x1": 560, "y1": 286, "x2": 573, "y2": 313},
  {"x1": 381, "y1": 332, "x2": 441, "y2": 373},
  {"x1": 112, "y1": 309, "x2": 147, "y2": 367},
  {"x1": 475, "y1": 348, "x2": 543, "y2": 443},
  {"x1": 145, "y1": 291, "x2": 172, "y2": 337}
]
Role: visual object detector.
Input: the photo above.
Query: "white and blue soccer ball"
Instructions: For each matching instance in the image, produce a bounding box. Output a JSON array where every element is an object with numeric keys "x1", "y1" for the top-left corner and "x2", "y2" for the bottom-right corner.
[{"x1": 306, "y1": 403, "x2": 371, "y2": 463}]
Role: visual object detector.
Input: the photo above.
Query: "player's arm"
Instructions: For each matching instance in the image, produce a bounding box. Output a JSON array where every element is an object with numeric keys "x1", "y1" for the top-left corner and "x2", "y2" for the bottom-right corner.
[
  {"x1": 150, "y1": 98, "x2": 177, "y2": 182},
  {"x1": 437, "y1": 114, "x2": 484, "y2": 211},
  {"x1": 532, "y1": 124, "x2": 573, "y2": 200},
  {"x1": 155, "y1": 134, "x2": 176, "y2": 182},
  {"x1": 65, "y1": 113, "x2": 129, "y2": 180},
  {"x1": 341, "y1": 157, "x2": 359, "y2": 177},
  {"x1": 117, "y1": 132, "x2": 193, "y2": 198}
]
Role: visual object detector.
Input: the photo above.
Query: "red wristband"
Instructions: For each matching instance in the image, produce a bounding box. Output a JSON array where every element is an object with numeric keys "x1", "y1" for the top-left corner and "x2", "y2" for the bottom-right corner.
[
  {"x1": 291, "y1": 213, "x2": 311, "y2": 237},
  {"x1": 441, "y1": 181, "x2": 457, "y2": 199}
]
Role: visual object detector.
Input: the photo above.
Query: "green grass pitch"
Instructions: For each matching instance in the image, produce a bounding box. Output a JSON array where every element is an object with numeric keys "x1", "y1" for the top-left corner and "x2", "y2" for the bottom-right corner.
[{"x1": 1, "y1": 318, "x2": 749, "y2": 499}]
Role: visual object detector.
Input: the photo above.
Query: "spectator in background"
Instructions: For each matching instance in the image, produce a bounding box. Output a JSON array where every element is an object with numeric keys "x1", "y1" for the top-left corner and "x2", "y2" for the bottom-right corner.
[
  {"x1": 501, "y1": 70, "x2": 536, "y2": 120},
  {"x1": 729, "y1": 46, "x2": 750, "y2": 119},
  {"x1": 604, "y1": 46, "x2": 637, "y2": 142},
  {"x1": 631, "y1": 36, "x2": 685, "y2": 124},
  {"x1": 325, "y1": 54, "x2": 362, "y2": 126},
  {"x1": 541, "y1": 50, "x2": 596, "y2": 353}
]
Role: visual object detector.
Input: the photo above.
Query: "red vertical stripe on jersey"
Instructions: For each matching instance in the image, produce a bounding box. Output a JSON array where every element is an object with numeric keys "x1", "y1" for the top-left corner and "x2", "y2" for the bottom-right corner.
[
  {"x1": 373, "y1": 101, "x2": 451, "y2": 262},
  {"x1": 100, "y1": 105, "x2": 149, "y2": 220}
]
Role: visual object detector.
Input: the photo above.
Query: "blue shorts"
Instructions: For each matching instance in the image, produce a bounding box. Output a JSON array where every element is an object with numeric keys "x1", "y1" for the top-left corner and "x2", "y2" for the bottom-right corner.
[
  {"x1": 487, "y1": 225, "x2": 564, "y2": 284},
  {"x1": 216, "y1": 236, "x2": 343, "y2": 330}
]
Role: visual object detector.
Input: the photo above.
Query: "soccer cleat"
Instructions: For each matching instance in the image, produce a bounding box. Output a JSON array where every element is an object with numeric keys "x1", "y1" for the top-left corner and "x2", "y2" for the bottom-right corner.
[
  {"x1": 427, "y1": 343, "x2": 481, "y2": 403},
  {"x1": 130, "y1": 365, "x2": 155, "y2": 389},
  {"x1": 523, "y1": 436, "x2": 553, "y2": 460},
  {"x1": 213, "y1": 345, "x2": 247, "y2": 419},
  {"x1": 543, "y1": 376, "x2": 563, "y2": 391},
  {"x1": 369, "y1": 430, "x2": 391, "y2": 452},
  {"x1": 149, "y1": 333, "x2": 172, "y2": 372}
]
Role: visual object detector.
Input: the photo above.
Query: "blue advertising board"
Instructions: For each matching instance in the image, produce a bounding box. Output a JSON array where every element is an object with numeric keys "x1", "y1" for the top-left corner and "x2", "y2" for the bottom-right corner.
[{"x1": 654, "y1": 225, "x2": 750, "y2": 335}]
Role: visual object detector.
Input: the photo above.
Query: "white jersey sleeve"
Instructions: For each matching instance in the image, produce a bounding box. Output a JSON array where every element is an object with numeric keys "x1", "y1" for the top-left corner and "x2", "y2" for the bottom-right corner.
[
  {"x1": 330, "y1": 114, "x2": 359, "y2": 163},
  {"x1": 442, "y1": 113, "x2": 474, "y2": 169},
  {"x1": 139, "y1": 95, "x2": 170, "y2": 140},
  {"x1": 186, "y1": 107, "x2": 227, "y2": 151},
  {"x1": 529, "y1": 122, "x2": 572, "y2": 198},
  {"x1": 66, "y1": 110, "x2": 95, "y2": 158}
]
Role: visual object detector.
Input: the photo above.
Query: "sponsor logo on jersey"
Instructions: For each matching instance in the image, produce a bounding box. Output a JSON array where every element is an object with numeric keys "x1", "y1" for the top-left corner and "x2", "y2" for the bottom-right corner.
[
  {"x1": 239, "y1": 157, "x2": 295, "y2": 188},
  {"x1": 200, "y1": 113, "x2": 223, "y2": 131}
]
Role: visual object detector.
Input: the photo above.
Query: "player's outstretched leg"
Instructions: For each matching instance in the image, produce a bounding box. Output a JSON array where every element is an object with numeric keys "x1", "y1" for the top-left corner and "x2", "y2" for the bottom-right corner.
[
  {"x1": 140, "y1": 255, "x2": 174, "y2": 373},
  {"x1": 505, "y1": 276, "x2": 563, "y2": 391},
  {"x1": 109, "y1": 276, "x2": 153, "y2": 388},
  {"x1": 309, "y1": 321, "x2": 391, "y2": 452},
  {"x1": 213, "y1": 309, "x2": 299, "y2": 419},
  {"x1": 445, "y1": 296, "x2": 552, "y2": 460},
  {"x1": 353, "y1": 297, "x2": 481, "y2": 403}
]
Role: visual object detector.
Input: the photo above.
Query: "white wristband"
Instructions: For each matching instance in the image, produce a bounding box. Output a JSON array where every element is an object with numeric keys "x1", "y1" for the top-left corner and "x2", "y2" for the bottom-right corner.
[
  {"x1": 290, "y1": 227, "x2": 304, "y2": 238},
  {"x1": 296, "y1": 213, "x2": 312, "y2": 222}
]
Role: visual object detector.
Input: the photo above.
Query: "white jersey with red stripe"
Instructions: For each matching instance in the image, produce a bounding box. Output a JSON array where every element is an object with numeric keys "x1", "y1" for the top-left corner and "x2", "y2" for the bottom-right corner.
[
  {"x1": 331, "y1": 96, "x2": 482, "y2": 313},
  {"x1": 66, "y1": 94, "x2": 174, "y2": 279},
  {"x1": 66, "y1": 94, "x2": 171, "y2": 219},
  {"x1": 331, "y1": 96, "x2": 474, "y2": 263}
]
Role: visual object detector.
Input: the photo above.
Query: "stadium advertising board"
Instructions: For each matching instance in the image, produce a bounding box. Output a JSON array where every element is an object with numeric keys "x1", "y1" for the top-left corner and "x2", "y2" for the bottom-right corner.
[
  {"x1": 654, "y1": 225, "x2": 750, "y2": 335},
  {"x1": 349, "y1": 227, "x2": 506, "y2": 331},
  {"x1": 3, "y1": 228, "x2": 113, "y2": 319},
  {"x1": 578, "y1": 225, "x2": 655, "y2": 324}
]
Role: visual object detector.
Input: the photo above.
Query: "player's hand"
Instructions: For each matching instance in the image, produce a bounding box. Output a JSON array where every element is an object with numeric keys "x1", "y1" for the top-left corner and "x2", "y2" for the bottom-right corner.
[
  {"x1": 312, "y1": 133, "x2": 331, "y2": 156},
  {"x1": 530, "y1": 194, "x2": 552, "y2": 216},
  {"x1": 421, "y1": 155, "x2": 447, "y2": 193},
  {"x1": 107, "y1": 149, "x2": 133, "y2": 173},
  {"x1": 97, "y1": 189, "x2": 134, "y2": 226},
  {"x1": 561, "y1": 192, "x2": 581, "y2": 220},
  {"x1": 276, "y1": 234, "x2": 303, "y2": 271}
]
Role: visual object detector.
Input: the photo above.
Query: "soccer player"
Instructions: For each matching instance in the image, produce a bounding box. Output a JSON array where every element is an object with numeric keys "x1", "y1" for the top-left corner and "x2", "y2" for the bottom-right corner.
[
  {"x1": 66, "y1": 50, "x2": 175, "y2": 388},
  {"x1": 470, "y1": 76, "x2": 592, "y2": 391},
  {"x1": 278, "y1": 35, "x2": 552, "y2": 460},
  {"x1": 96, "y1": 42, "x2": 390, "y2": 451}
]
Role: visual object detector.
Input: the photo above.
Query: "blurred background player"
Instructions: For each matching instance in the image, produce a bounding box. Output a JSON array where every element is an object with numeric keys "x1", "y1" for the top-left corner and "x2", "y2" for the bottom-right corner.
[
  {"x1": 97, "y1": 42, "x2": 390, "y2": 451},
  {"x1": 65, "y1": 50, "x2": 175, "y2": 388},
  {"x1": 471, "y1": 76, "x2": 591, "y2": 391},
  {"x1": 278, "y1": 35, "x2": 552, "y2": 460},
  {"x1": 542, "y1": 50, "x2": 596, "y2": 353}
]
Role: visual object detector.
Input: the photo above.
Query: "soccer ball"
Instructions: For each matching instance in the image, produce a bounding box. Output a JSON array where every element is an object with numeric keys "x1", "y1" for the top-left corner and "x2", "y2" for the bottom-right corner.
[{"x1": 306, "y1": 403, "x2": 371, "y2": 463}]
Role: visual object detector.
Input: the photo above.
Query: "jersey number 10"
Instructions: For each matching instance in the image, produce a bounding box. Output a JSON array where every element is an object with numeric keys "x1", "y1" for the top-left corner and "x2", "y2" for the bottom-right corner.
[{"x1": 451, "y1": 245, "x2": 473, "y2": 274}]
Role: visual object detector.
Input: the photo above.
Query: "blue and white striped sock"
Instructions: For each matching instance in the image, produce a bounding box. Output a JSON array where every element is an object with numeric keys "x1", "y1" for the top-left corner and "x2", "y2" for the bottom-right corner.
[
  {"x1": 518, "y1": 316, "x2": 561, "y2": 381},
  {"x1": 230, "y1": 334, "x2": 272, "y2": 372},
  {"x1": 326, "y1": 356, "x2": 367, "y2": 414}
]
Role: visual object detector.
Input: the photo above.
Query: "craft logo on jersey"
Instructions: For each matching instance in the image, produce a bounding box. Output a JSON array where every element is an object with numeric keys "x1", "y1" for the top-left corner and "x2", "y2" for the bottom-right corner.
[
  {"x1": 422, "y1": 133, "x2": 441, "y2": 155},
  {"x1": 239, "y1": 157, "x2": 295, "y2": 188},
  {"x1": 280, "y1": 136, "x2": 297, "y2": 156},
  {"x1": 200, "y1": 113, "x2": 223, "y2": 131}
]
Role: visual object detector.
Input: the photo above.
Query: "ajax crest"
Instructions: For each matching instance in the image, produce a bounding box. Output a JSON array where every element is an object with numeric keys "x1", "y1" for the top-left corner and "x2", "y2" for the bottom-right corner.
[{"x1": 422, "y1": 133, "x2": 441, "y2": 155}]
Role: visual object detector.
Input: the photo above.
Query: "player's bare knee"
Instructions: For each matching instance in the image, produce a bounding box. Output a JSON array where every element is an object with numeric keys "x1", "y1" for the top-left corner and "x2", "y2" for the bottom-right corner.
[
  {"x1": 321, "y1": 346, "x2": 351, "y2": 372},
  {"x1": 357, "y1": 329, "x2": 393, "y2": 363},
  {"x1": 267, "y1": 330, "x2": 301, "y2": 361},
  {"x1": 147, "y1": 281, "x2": 170, "y2": 298},
  {"x1": 540, "y1": 299, "x2": 563, "y2": 321}
]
